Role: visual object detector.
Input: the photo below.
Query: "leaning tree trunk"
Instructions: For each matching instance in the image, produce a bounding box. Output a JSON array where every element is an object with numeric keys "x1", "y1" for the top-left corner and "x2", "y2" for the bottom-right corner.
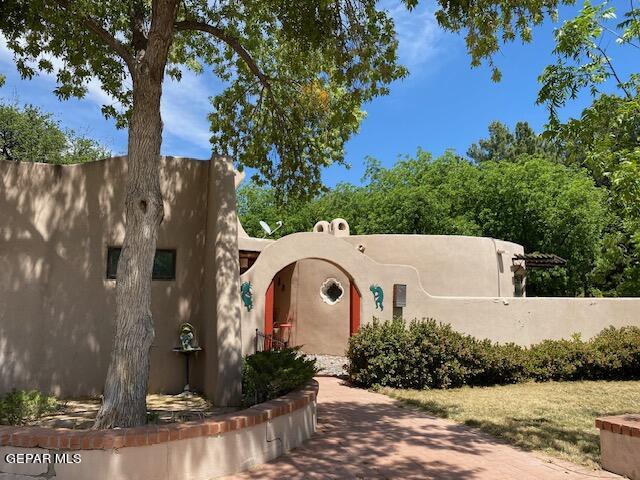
[{"x1": 94, "y1": 72, "x2": 165, "y2": 429}]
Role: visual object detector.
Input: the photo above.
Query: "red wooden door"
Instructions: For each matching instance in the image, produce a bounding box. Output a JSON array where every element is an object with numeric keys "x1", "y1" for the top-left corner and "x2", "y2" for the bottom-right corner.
[
  {"x1": 350, "y1": 283, "x2": 361, "y2": 335},
  {"x1": 264, "y1": 280, "x2": 275, "y2": 335}
]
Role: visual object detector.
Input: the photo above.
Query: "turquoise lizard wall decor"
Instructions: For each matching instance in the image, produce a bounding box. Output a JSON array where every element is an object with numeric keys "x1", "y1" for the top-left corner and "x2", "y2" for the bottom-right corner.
[
  {"x1": 240, "y1": 281, "x2": 253, "y2": 311},
  {"x1": 370, "y1": 284, "x2": 384, "y2": 311}
]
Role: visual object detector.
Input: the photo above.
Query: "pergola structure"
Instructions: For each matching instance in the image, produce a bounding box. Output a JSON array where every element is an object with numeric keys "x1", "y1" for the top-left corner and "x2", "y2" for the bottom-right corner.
[{"x1": 513, "y1": 252, "x2": 567, "y2": 270}]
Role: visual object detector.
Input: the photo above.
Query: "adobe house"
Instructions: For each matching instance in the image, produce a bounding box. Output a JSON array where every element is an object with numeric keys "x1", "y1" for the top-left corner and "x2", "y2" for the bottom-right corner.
[{"x1": 2, "y1": 156, "x2": 639, "y2": 404}]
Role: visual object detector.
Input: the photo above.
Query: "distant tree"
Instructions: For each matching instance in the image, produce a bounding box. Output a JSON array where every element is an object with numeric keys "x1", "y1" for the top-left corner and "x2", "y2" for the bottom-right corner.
[
  {"x1": 475, "y1": 156, "x2": 607, "y2": 296},
  {"x1": 0, "y1": 103, "x2": 108, "y2": 164},
  {"x1": 467, "y1": 121, "x2": 559, "y2": 163}
]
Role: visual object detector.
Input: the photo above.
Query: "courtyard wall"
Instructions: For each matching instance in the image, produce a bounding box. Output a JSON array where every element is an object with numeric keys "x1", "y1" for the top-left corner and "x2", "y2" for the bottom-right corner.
[{"x1": 240, "y1": 232, "x2": 640, "y2": 356}]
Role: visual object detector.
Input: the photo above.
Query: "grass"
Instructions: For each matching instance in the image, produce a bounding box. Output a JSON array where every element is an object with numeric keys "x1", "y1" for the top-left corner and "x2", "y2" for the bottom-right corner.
[{"x1": 380, "y1": 380, "x2": 640, "y2": 469}]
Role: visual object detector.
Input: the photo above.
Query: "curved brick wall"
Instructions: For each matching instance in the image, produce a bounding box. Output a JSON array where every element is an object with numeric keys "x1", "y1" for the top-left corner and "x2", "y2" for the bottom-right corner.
[{"x1": 0, "y1": 380, "x2": 318, "y2": 479}]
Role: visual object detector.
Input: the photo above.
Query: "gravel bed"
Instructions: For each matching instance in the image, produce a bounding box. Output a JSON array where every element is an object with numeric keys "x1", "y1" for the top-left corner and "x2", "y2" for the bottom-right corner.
[{"x1": 303, "y1": 353, "x2": 348, "y2": 377}]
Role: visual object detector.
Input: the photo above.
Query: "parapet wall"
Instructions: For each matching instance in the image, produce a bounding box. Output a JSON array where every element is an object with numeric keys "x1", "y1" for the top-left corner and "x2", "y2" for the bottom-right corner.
[
  {"x1": 0, "y1": 381, "x2": 318, "y2": 480},
  {"x1": 423, "y1": 295, "x2": 640, "y2": 345}
]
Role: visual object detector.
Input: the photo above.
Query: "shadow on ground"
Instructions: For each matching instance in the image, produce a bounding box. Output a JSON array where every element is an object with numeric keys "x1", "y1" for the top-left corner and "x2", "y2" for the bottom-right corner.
[
  {"x1": 235, "y1": 388, "x2": 495, "y2": 478},
  {"x1": 229, "y1": 379, "x2": 619, "y2": 480}
]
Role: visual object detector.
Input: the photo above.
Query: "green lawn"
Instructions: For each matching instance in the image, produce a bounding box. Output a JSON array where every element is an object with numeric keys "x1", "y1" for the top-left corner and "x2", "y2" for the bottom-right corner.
[{"x1": 380, "y1": 380, "x2": 640, "y2": 468}]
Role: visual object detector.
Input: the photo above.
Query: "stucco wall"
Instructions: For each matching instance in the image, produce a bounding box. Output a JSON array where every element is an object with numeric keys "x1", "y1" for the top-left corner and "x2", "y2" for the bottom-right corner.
[
  {"x1": 289, "y1": 259, "x2": 351, "y2": 355},
  {"x1": 342, "y1": 235, "x2": 524, "y2": 297},
  {"x1": 0, "y1": 157, "x2": 213, "y2": 397}
]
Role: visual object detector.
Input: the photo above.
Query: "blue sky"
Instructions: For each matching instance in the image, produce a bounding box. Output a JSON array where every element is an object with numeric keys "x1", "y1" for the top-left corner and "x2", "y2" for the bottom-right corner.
[{"x1": 0, "y1": 3, "x2": 633, "y2": 187}]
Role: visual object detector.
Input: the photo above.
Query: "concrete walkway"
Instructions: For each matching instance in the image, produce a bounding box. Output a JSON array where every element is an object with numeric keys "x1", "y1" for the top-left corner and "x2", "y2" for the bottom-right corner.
[{"x1": 227, "y1": 377, "x2": 621, "y2": 479}]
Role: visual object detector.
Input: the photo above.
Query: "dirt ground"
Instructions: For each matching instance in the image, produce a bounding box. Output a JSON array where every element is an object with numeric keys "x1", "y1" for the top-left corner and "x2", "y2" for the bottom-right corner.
[{"x1": 33, "y1": 393, "x2": 239, "y2": 429}]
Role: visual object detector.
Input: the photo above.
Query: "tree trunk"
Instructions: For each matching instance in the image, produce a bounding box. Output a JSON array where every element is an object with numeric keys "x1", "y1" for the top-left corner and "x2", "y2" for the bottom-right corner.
[{"x1": 94, "y1": 73, "x2": 165, "y2": 429}]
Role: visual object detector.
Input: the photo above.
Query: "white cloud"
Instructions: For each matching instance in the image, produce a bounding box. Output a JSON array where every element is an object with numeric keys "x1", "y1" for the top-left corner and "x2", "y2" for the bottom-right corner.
[
  {"x1": 0, "y1": 36, "x2": 217, "y2": 153},
  {"x1": 382, "y1": 2, "x2": 445, "y2": 70},
  {"x1": 161, "y1": 69, "x2": 223, "y2": 150}
]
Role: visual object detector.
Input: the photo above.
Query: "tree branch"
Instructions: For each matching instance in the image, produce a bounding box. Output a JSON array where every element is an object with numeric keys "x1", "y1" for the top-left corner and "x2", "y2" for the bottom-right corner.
[
  {"x1": 174, "y1": 20, "x2": 271, "y2": 88},
  {"x1": 130, "y1": 0, "x2": 148, "y2": 54},
  {"x1": 596, "y1": 45, "x2": 632, "y2": 98},
  {"x1": 53, "y1": 0, "x2": 135, "y2": 70}
]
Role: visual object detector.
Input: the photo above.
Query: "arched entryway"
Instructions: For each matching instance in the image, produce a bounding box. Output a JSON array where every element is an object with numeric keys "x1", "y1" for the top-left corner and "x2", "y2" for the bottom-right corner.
[{"x1": 263, "y1": 259, "x2": 361, "y2": 355}]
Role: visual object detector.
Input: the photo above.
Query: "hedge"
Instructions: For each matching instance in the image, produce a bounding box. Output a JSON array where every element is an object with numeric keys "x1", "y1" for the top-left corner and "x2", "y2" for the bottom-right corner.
[{"x1": 346, "y1": 318, "x2": 640, "y2": 389}]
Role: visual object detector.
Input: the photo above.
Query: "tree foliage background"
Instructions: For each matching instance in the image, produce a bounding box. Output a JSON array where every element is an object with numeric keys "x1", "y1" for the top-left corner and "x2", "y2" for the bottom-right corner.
[{"x1": 0, "y1": 102, "x2": 109, "y2": 164}]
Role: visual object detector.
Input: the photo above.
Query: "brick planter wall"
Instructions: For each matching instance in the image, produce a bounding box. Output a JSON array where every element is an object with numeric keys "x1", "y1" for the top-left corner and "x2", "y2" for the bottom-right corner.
[
  {"x1": 0, "y1": 380, "x2": 318, "y2": 480},
  {"x1": 596, "y1": 415, "x2": 640, "y2": 480}
]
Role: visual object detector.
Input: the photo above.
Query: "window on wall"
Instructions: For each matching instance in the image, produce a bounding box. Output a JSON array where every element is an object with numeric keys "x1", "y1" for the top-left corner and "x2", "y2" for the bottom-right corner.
[
  {"x1": 320, "y1": 278, "x2": 344, "y2": 305},
  {"x1": 106, "y1": 247, "x2": 177, "y2": 280}
]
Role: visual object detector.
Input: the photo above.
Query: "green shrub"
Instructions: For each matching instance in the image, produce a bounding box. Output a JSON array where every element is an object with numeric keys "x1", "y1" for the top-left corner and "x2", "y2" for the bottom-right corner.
[
  {"x1": 242, "y1": 348, "x2": 318, "y2": 406},
  {"x1": 0, "y1": 390, "x2": 60, "y2": 425},
  {"x1": 347, "y1": 318, "x2": 414, "y2": 388},
  {"x1": 591, "y1": 326, "x2": 640, "y2": 379},
  {"x1": 526, "y1": 335, "x2": 595, "y2": 381},
  {"x1": 347, "y1": 319, "x2": 640, "y2": 390},
  {"x1": 472, "y1": 341, "x2": 529, "y2": 386},
  {"x1": 347, "y1": 318, "x2": 527, "y2": 389}
]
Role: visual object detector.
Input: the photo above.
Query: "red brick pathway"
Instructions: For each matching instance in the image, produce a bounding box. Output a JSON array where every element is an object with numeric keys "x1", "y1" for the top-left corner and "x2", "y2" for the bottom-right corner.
[{"x1": 226, "y1": 377, "x2": 621, "y2": 479}]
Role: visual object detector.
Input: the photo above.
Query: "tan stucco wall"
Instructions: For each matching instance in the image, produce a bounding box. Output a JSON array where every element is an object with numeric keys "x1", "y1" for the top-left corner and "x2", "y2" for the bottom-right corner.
[
  {"x1": 0, "y1": 157, "x2": 241, "y2": 399},
  {"x1": 240, "y1": 232, "x2": 640, "y2": 354},
  {"x1": 288, "y1": 259, "x2": 351, "y2": 356},
  {"x1": 342, "y1": 235, "x2": 524, "y2": 297}
]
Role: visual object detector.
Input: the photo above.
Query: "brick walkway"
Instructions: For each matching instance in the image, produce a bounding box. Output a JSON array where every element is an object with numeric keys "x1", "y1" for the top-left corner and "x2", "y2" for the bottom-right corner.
[{"x1": 226, "y1": 377, "x2": 621, "y2": 479}]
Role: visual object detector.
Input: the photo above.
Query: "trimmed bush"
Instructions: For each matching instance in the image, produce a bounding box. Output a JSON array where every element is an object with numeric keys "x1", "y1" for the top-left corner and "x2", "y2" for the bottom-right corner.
[
  {"x1": 591, "y1": 326, "x2": 640, "y2": 379},
  {"x1": 347, "y1": 318, "x2": 640, "y2": 389},
  {"x1": 242, "y1": 348, "x2": 317, "y2": 406},
  {"x1": 526, "y1": 335, "x2": 595, "y2": 381},
  {"x1": 0, "y1": 390, "x2": 60, "y2": 425}
]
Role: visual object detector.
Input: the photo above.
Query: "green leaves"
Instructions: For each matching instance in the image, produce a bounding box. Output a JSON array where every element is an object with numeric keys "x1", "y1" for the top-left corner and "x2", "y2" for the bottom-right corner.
[
  {"x1": 200, "y1": 0, "x2": 406, "y2": 199},
  {"x1": 538, "y1": 1, "x2": 639, "y2": 123},
  {"x1": 0, "y1": 0, "x2": 133, "y2": 122},
  {"x1": 0, "y1": 0, "x2": 410, "y2": 199},
  {"x1": 432, "y1": 0, "x2": 562, "y2": 80},
  {"x1": 0, "y1": 102, "x2": 110, "y2": 164}
]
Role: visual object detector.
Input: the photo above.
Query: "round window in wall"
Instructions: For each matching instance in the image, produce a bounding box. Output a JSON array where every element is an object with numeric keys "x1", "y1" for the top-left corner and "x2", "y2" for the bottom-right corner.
[{"x1": 320, "y1": 278, "x2": 345, "y2": 305}]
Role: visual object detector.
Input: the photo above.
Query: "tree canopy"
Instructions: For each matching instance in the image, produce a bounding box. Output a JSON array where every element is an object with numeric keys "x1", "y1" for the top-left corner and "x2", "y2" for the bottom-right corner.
[
  {"x1": 467, "y1": 121, "x2": 559, "y2": 163},
  {"x1": 0, "y1": 102, "x2": 109, "y2": 164},
  {"x1": 536, "y1": 1, "x2": 640, "y2": 297},
  {"x1": 0, "y1": 0, "x2": 572, "y2": 198}
]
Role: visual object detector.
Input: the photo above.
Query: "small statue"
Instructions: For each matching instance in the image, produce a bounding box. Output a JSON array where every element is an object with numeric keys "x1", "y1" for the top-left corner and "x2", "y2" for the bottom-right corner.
[
  {"x1": 179, "y1": 323, "x2": 196, "y2": 350},
  {"x1": 370, "y1": 285, "x2": 384, "y2": 311}
]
